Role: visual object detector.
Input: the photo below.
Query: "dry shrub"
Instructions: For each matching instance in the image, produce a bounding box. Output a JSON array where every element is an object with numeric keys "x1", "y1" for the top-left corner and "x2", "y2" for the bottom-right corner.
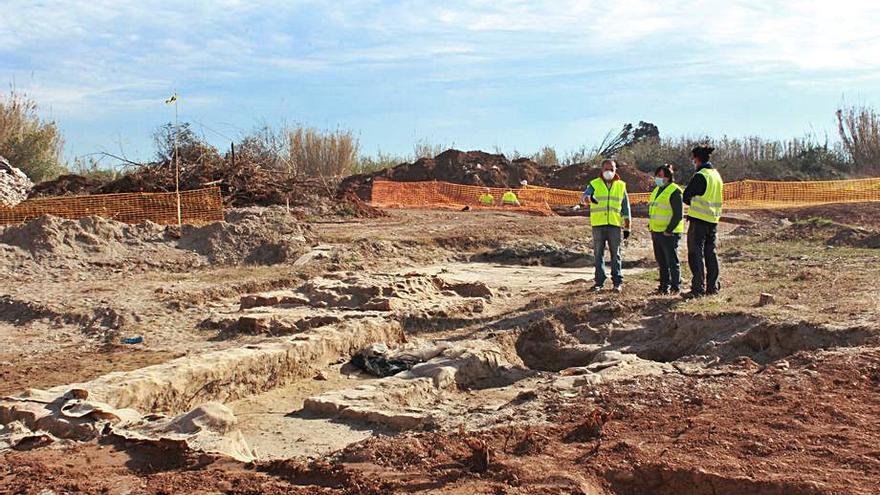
[
  {"x1": 0, "y1": 90, "x2": 66, "y2": 182},
  {"x1": 288, "y1": 126, "x2": 359, "y2": 178},
  {"x1": 837, "y1": 105, "x2": 880, "y2": 176}
]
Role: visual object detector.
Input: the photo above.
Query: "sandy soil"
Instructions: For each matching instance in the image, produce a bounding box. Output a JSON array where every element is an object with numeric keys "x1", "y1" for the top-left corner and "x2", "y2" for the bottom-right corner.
[{"x1": 1, "y1": 206, "x2": 878, "y2": 494}]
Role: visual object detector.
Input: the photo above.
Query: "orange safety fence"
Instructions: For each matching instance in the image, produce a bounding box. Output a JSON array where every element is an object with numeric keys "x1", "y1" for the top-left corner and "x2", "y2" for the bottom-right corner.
[
  {"x1": 0, "y1": 187, "x2": 225, "y2": 225},
  {"x1": 371, "y1": 178, "x2": 880, "y2": 213}
]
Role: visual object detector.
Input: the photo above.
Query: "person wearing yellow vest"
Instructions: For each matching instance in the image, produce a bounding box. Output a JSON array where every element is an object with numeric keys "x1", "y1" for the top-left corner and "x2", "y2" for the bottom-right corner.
[
  {"x1": 682, "y1": 145, "x2": 723, "y2": 298},
  {"x1": 478, "y1": 188, "x2": 495, "y2": 206},
  {"x1": 501, "y1": 189, "x2": 521, "y2": 206},
  {"x1": 580, "y1": 159, "x2": 631, "y2": 293},
  {"x1": 648, "y1": 164, "x2": 684, "y2": 294}
]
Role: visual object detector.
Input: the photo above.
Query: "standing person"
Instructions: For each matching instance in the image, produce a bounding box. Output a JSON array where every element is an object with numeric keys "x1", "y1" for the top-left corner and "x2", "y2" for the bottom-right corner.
[
  {"x1": 648, "y1": 165, "x2": 684, "y2": 294},
  {"x1": 682, "y1": 146, "x2": 724, "y2": 298},
  {"x1": 581, "y1": 159, "x2": 631, "y2": 293}
]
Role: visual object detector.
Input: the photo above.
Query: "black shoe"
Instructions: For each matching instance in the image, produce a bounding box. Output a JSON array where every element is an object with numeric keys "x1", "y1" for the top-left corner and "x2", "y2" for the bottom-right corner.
[
  {"x1": 590, "y1": 284, "x2": 604, "y2": 292},
  {"x1": 655, "y1": 287, "x2": 669, "y2": 295},
  {"x1": 670, "y1": 287, "x2": 681, "y2": 295},
  {"x1": 681, "y1": 291, "x2": 705, "y2": 300},
  {"x1": 612, "y1": 285, "x2": 623, "y2": 293}
]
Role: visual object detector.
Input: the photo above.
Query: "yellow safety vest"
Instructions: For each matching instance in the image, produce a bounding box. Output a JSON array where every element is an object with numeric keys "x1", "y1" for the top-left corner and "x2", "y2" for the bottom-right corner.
[
  {"x1": 478, "y1": 194, "x2": 494, "y2": 206},
  {"x1": 589, "y1": 178, "x2": 627, "y2": 227},
  {"x1": 501, "y1": 191, "x2": 519, "y2": 205},
  {"x1": 648, "y1": 183, "x2": 684, "y2": 233},
  {"x1": 687, "y1": 168, "x2": 723, "y2": 224}
]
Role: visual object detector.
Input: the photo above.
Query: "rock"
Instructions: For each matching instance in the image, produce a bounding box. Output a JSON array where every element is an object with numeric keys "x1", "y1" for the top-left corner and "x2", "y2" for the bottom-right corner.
[
  {"x1": 758, "y1": 293, "x2": 776, "y2": 306},
  {"x1": 0, "y1": 156, "x2": 33, "y2": 208},
  {"x1": 552, "y1": 373, "x2": 603, "y2": 390}
]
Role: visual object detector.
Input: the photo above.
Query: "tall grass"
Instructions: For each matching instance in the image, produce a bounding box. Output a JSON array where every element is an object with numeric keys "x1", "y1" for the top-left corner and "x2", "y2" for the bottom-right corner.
[
  {"x1": 288, "y1": 126, "x2": 359, "y2": 177},
  {"x1": 0, "y1": 89, "x2": 66, "y2": 182},
  {"x1": 837, "y1": 105, "x2": 880, "y2": 176}
]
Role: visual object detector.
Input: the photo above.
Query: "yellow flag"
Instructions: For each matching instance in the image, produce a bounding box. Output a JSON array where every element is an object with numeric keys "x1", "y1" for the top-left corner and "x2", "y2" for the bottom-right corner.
[{"x1": 165, "y1": 93, "x2": 177, "y2": 104}]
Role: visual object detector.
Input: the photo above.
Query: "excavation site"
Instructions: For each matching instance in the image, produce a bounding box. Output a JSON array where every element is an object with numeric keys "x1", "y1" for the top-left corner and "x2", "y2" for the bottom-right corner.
[{"x1": 2, "y1": 200, "x2": 878, "y2": 495}]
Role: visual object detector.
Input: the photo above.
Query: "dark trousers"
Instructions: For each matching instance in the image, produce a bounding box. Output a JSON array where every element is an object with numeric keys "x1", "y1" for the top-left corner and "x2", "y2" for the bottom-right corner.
[
  {"x1": 651, "y1": 232, "x2": 681, "y2": 290},
  {"x1": 592, "y1": 225, "x2": 623, "y2": 286},
  {"x1": 687, "y1": 220, "x2": 720, "y2": 294}
]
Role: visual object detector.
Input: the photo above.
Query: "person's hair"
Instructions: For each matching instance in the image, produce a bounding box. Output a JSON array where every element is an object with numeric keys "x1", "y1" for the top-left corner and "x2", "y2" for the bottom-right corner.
[
  {"x1": 691, "y1": 145, "x2": 715, "y2": 163},
  {"x1": 654, "y1": 164, "x2": 675, "y2": 183},
  {"x1": 600, "y1": 159, "x2": 617, "y2": 169}
]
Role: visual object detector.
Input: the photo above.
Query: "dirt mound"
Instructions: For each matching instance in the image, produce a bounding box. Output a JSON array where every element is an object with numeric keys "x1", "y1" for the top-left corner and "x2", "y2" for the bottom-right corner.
[
  {"x1": 341, "y1": 149, "x2": 554, "y2": 199},
  {"x1": 0, "y1": 207, "x2": 315, "y2": 273},
  {"x1": 31, "y1": 170, "x2": 382, "y2": 218},
  {"x1": 340, "y1": 149, "x2": 655, "y2": 200},
  {"x1": 28, "y1": 174, "x2": 105, "y2": 198},
  {"x1": 178, "y1": 207, "x2": 313, "y2": 265},
  {"x1": 545, "y1": 160, "x2": 655, "y2": 193},
  {"x1": 0, "y1": 215, "x2": 170, "y2": 261}
]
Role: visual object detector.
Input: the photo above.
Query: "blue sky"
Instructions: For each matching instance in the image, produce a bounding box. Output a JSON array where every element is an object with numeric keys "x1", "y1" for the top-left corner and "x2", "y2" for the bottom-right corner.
[{"x1": 3, "y1": 0, "x2": 880, "y2": 163}]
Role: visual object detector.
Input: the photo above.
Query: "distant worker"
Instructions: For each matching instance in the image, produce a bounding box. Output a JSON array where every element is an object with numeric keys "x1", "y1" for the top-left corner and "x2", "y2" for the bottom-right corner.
[
  {"x1": 478, "y1": 188, "x2": 495, "y2": 206},
  {"x1": 581, "y1": 159, "x2": 631, "y2": 293},
  {"x1": 501, "y1": 189, "x2": 521, "y2": 206},
  {"x1": 648, "y1": 164, "x2": 684, "y2": 294},
  {"x1": 682, "y1": 145, "x2": 724, "y2": 298}
]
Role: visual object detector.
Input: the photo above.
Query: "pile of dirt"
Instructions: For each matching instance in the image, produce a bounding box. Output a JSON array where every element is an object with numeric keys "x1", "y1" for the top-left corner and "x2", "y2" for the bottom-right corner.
[
  {"x1": 0, "y1": 207, "x2": 315, "y2": 273},
  {"x1": 30, "y1": 169, "x2": 384, "y2": 218},
  {"x1": 28, "y1": 174, "x2": 104, "y2": 198},
  {"x1": 545, "y1": 160, "x2": 655, "y2": 193},
  {"x1": 178, "y1": 207, "x2": 314, "y2": 264},
  {"x1": 0, "y1": 215, "x2": 173, "y2": 264},
  {"x1": 341, "y1": 150, "x2": 552, "y2": 199},
  {"x1": 339, "y1": 149, "x2": 654, "y2": 200},
  {"x1": 0, "y1": 155, "x2": 33, "y2": 208}
]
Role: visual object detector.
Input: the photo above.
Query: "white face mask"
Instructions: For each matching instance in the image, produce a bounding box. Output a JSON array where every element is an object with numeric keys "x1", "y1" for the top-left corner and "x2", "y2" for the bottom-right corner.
[{"x1": 602, "y1": 170, "x2": 615, "y2": 181}]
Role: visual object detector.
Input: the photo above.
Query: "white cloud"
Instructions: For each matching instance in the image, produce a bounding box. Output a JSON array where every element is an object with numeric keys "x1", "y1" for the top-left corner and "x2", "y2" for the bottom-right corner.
[{"x1": 2, "y1": 0, "x2": 879, "y2": 153}]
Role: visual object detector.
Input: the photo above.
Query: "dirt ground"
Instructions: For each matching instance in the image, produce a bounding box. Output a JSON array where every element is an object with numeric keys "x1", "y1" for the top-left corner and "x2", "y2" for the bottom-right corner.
[{"x1": 1, "y1": 204, "x2": 879, "y2": 494}]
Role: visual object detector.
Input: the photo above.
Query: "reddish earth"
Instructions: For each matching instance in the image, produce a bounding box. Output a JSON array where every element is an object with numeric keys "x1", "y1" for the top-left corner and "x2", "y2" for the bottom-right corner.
[{"x1": 4, "y1": 347, "x2": 877, "y2": 494}]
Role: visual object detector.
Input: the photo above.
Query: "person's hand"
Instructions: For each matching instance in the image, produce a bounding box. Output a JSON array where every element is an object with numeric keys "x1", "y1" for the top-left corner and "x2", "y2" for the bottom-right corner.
[{"x1": 623, "y1": 229, "x2": 631, "y2": 240}]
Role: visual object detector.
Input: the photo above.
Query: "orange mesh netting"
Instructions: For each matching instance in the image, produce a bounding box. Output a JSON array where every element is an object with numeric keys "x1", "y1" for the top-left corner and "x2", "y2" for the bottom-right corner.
[
  {"x1": 371, "y1": 178, "x2": 880, "y2": 213},
  {"x1": 0, "y1": 187, "x2": 224, "y2": 225},
  {"x1": 370, "y1": 180, "x2": 555, "y2": 215}
]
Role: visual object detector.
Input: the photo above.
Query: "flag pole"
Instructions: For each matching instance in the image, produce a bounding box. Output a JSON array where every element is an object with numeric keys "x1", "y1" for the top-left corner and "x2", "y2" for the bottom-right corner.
[{"x1": 173, "y1": 94, "x2": 182, "y2": 228}]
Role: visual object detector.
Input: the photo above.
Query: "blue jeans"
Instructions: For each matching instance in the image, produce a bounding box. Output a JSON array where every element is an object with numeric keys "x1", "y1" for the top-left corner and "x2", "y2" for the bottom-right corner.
[
  {"x1": 651, "y1": 232, "x2": 681, "y2": 290},
  {"x1": 593, "y1": 226, "x2": 623, "y2": 286}
]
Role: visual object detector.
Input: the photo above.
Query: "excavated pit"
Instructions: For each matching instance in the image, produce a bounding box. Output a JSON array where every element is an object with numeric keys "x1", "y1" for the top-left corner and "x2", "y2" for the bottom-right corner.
[{"x1": 512, "y1": 311, "x2": 876, "y2": 378}]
